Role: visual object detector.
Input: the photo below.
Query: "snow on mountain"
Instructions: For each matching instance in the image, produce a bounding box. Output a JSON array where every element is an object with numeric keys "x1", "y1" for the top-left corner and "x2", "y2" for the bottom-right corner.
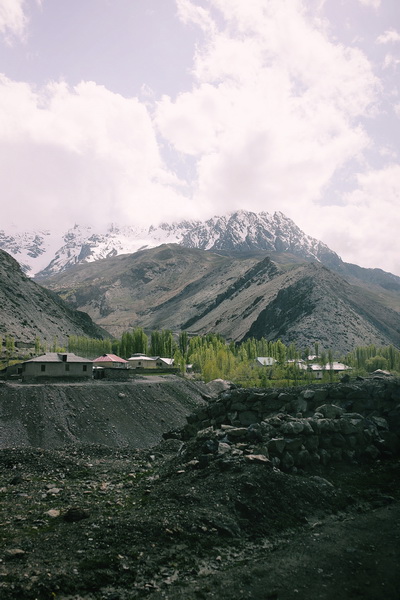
[
  {"x1": 0, "y1": 226, "x2": 65, "y2": 275},
  {"x1": 38, "y1": 224, "x2": 158, "y2": 278},
  {"x1": 0, "y1": 211, "x2": 339, "y2": 278}
]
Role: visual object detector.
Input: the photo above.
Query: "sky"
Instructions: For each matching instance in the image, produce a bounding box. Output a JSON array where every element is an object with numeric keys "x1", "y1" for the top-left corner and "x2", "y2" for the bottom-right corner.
[{"x1": 0, "y1": 0, "x2": 399, "y2": 275}]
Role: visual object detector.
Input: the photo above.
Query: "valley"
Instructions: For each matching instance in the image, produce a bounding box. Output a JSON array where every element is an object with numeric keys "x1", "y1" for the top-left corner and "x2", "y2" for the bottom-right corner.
[
  {"x1": 1, "y1": 209, "x2": 399, "y2": 357},
  {"x1": 39, "y1": 244, "x2": 400, "y2": 354},
  {"x1": 1, "y1": 209, "x2": 399, "y2": 597}
]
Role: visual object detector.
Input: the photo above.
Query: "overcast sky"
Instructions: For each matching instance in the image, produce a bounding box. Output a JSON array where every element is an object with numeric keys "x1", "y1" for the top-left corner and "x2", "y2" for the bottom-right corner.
[{"x1": 0, "y1": 0, "x2": 399, "y2": 275}]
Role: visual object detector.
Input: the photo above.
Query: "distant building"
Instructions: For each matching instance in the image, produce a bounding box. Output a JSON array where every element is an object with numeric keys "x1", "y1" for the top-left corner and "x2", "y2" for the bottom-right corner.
[
  {"x1": 93, "y1": 354, "x2": 128, "y2": 368},
  {"x1": 255, "y1": 357, "x2": 276, "y2": 367},
  {"x1": 21, "y1": 352, "x2": 93, "y2": 381},
  {"x1": 287, "y1": 359, "x2": 307, "y2": 370},
  {"x1": 371, "y1": 369, "x2": 392, "y2": 377},
  {"x1": 308, "y1": 362, "x2": 351, "y2": 380},
  {"x1": 127, "y1": 354, "x2": 174, "y2": 369}
]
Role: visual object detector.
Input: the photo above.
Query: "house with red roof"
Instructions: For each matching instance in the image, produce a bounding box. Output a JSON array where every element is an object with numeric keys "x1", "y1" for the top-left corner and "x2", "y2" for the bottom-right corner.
[{"x1": 93, "y1": 354, "x2": 128, "y2": 369}]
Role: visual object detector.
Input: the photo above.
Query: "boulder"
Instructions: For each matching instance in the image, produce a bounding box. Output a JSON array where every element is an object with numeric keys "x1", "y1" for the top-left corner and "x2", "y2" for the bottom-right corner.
[{"x1": 315, "y1": 404, "x2": 344, "y2": 419}]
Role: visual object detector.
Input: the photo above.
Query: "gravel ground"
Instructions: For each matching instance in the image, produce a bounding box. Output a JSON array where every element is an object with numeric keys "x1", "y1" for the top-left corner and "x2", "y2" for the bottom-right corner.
[
  {"x1": 1, "y1": 378, "x2": 399, "y2": 599},
  {"x1": 0, "y1": 442, "x2": 399, "y2": 600}
]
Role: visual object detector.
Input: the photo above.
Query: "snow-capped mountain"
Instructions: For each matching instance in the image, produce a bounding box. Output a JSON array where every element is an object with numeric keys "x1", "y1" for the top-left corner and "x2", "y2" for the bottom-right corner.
[
  {"x1": 0, "y1": 227, "x2": 62, "y2": 274},
  {"x1": 0, "y1": 210, "x2": 339, "y2": 278}
]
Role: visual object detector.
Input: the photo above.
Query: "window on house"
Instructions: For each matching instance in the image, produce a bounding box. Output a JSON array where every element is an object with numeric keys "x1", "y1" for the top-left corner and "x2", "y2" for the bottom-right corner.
[
  {"x1": 83, "y1": 365, "x2": 87, "y2": 372},
  {"x1": 138, "y1": 362, "x2": 141, "y2": 366},
  {"x1": 65, "y1": 364, "x2": 70, "y2": 372},
  {"x1": 157, "y1": 362, "x2": 162, "y2": 367},
  {"x1": 41, "y1": 365, "x2": 46, "y2": 372}
]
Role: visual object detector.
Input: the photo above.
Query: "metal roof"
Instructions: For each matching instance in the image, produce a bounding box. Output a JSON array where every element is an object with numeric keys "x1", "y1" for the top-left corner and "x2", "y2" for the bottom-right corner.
[
  {"x1": 93, "y1": 354, "x2": 128, "y2": 363},
  {"x1": 309, "y1": 362, "x2": 351, "y2": 371},
  {"x1": 24, "y1": 353, "x2": 92, "y2": 364},
  {"x1": 127, "y1": 355, "x2": 174, "y2": 364}
]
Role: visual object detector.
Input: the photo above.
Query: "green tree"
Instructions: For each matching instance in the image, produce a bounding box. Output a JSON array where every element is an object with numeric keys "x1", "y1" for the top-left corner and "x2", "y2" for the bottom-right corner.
[
  {"x1": 5, "y1": 335, "x2": 15, "y2": 362},
  {"x1": 327, "y1": 349, "x2": 334, "y2": 382},
  {"x1": 173, "y1": 348, "x2": 186, "y2": 375},
  {"x1": 131, "y1": 328, "x2": 148, "y2": 355},
  {"x1": 275, "y1": 340, "x2": 287, "y2": 365},
  {"x1": 365, "y1": 355, "x2": 388, "y2": 372},
  {"x1": 178, "y1": 331, "x2": 189, "y2": 358}
]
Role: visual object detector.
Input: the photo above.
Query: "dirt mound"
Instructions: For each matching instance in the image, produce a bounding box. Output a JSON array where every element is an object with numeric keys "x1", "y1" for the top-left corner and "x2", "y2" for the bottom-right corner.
[{"x1": 0, "y1": 377, "x2": 207, "y2": 449}]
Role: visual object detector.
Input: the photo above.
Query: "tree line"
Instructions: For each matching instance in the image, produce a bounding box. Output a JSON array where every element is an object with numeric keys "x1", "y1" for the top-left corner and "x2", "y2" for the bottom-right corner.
[
  {"x1": 2, "y1": 331, "x2": 399, "y2": 385},
  {"x1": 67, "y1": 330, "x2": 400, "y2": 385}
]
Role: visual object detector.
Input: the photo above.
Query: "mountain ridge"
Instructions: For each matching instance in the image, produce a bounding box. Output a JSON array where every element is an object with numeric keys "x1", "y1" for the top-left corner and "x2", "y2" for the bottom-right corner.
[
  {"x1": 2, "y1": 210, "x2": 399, "y2": 352},
  {"x1": 0, "y1": 210, "x2": 357, "y2": 275},
  {"x1": 2, "y1": 210, "x2": 398, "y2": 299},
  {"x1": 39, "y1": 244, "x2": 400, "y2": 354},
  {"x1": 0, "y1": 249, "x2": 108, "y2": 345}
]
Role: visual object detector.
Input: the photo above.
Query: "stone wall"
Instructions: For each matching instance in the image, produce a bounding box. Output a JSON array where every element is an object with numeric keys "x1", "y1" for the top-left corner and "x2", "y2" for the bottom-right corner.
[{"x1": 172, "y1": 377, "x2": 400, "y2": 471}]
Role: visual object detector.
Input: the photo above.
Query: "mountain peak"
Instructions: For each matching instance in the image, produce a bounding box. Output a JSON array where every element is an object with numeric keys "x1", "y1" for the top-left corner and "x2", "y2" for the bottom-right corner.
[{"x1": 0, "y1": 210, "x2": 393, "y2": 291}]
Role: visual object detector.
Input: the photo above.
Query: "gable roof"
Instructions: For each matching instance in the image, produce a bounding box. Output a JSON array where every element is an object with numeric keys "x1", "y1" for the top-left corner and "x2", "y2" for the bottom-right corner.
[
  {"x1": 256, "y1": 356, "x2": 276, "y2": 365},
  {"x1": 309, "y1": 362, "x2": 351, "y2": 371},
  {"x1": 93, "y1": 354, "x2": 128, "y2": 364},
  {"x1": 24, "y1": 352, "x2": 92, "y2": 364},
  {"x1": 127, "y1": 355, "x2": 174, "y2": 365},
  {"x1": 127, "y1": 355, "x2": 156, "y2": 362},
  {"x1": 159, "y1": 357, "x2": 174, "y2": 366}
]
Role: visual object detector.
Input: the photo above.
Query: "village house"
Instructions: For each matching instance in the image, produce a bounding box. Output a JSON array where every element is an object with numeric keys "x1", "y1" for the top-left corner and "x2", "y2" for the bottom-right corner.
[
  {"x1": 93, "y1": 354, "x2": 128, "y2": 368},
  {"x1": 127, "y1": 354, "x2": 174, "y2": 369},
  {"x1": 308, "y1": 362, "x2": 352, "y2": 380},
  {"x1": 255, "y1": 357, "x2": 276, "y2": 367},
  {"x1": 20, "y1": 352, "x2": 93, "y2": 382}
]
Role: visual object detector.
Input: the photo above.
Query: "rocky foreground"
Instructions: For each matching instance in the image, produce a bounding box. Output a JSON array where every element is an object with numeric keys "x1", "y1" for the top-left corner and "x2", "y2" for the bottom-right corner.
[{"x1": 0, "y1": 376, "x2": 399, "y2": 599}]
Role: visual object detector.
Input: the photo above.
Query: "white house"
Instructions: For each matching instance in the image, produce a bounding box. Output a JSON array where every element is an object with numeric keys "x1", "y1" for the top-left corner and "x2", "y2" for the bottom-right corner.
[
  {"x1": 127, "y1": 354, "x2": 174, "y2": 369},
  {"x1": 255, "y1": 356, "x2": 276, "y2": 367},
  {"x1": 308, "y1": 362, "x2": 351, "y2": 380}
]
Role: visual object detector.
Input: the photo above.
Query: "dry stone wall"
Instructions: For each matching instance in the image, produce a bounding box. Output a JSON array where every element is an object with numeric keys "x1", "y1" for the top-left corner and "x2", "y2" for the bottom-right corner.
[{"x1": 172, "y1": 378, "x2": 400, "y2": 472}]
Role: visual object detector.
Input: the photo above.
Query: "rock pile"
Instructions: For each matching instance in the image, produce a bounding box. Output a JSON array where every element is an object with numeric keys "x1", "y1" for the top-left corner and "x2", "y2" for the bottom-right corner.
[{"x1": 166, "y1": 378, "x2": 400, "y2": 472}]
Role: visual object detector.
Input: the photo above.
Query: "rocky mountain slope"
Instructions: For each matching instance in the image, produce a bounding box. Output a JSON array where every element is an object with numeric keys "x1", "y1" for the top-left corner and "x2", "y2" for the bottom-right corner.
[
  {"x1": 0, "y1": 249, "x2": 107, "y2": 345},
  {"x1": 40, "y1": 244, "x2": 400, "y2": 353},
  {"x1": 3, "y1": 210, "x2": 399, "y2": 305}
]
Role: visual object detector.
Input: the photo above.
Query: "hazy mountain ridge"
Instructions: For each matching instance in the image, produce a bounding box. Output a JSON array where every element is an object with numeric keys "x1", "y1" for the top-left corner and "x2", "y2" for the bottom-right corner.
[
  {"x1": 2, "y1": 210, "x2": 399, "y2": 351},
  {"x1": 2, "y1": 210, "x2": 399, "y2": 303},
  {"x1": 40, "y1": 244, "x2": 400, "y2": 354},
  {"x1": 0, "y1": 210, "x2": 340, "y2": 278}
]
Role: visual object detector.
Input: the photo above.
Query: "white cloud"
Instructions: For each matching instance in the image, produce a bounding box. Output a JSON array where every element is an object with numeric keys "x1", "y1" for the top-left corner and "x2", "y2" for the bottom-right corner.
[
  {"x1": 1, "y1": 0, "x2": 397, "y2": 277},
  {"x1": 357, "y1": 0, "x2": 381, "y2": 9},
  {"x1": 310, "y1": 165, "x2": 400, "y2": 275},
  {"x1": 0, "y1": 0, "x2": 27, "y2": 42},
  {"x1": 383, "y1": 53, "x2": 400, "y2": 69},
  {"x1": 377, "y1": 29, "x2": 400, "y2": 44},
  {"x1": 0, "y1": 75, "x2": 190, "y2": 230},
  {"x1": 176, "y1": 0, "x2": 216, "y2": 35},
  {"x1": 156, "y1": 0, "x2": 378, "y2": 218}
]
